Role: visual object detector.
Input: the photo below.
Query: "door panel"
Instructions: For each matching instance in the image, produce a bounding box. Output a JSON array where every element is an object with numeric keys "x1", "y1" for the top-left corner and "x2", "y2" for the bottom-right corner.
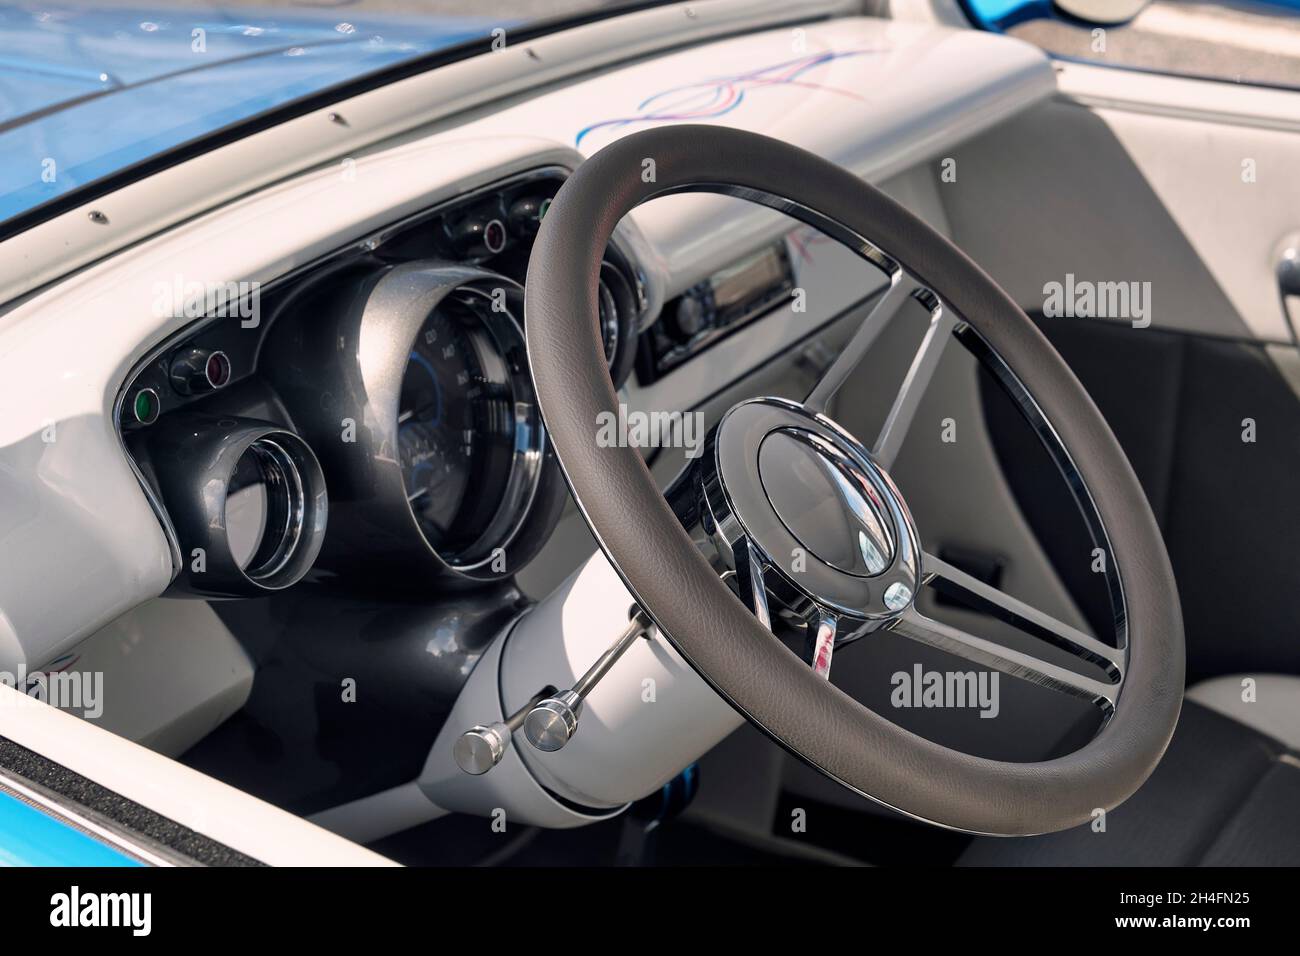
[{"x1": 982, "y1": 315, "x2": 1300, "y2": 683}]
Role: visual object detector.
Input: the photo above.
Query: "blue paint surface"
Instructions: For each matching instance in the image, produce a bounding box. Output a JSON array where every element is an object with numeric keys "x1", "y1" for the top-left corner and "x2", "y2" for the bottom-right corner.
[
  {"x1": 0, "y1": 789, "x2": 143, "y2": 867},
  {"x1": 962, "y1": 0, "x2": 1300, "y2": 31},
  {"x1": 959, "y1": 0, "x2": 1055, "y2": 30},
  {"x1": 0, "y1": 2, "x2": 498, "y2": 223}
]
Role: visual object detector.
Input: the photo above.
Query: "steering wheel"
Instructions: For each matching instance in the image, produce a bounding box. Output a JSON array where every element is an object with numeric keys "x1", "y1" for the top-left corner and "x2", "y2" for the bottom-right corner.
[{"x1": 524, "y1": 125, "x2": 1183, "y2": 836}]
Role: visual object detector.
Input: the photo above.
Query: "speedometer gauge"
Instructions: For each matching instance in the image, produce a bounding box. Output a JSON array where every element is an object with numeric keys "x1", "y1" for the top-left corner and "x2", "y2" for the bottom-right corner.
[
  {"x1": 396, "y1": 287, "x2": 539, "y2": 568},
  {"x1": 398, "y1": 309, "x2": 475, "y2": 545},
  {"x1": 263, "y1": 261, "x2": 554, "y2": 587}
]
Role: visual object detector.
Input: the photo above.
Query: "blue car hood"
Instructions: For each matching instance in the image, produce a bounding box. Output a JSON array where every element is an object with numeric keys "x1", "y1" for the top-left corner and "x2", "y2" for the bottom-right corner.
[{"x1": 0, "y1": 3, "x2": 497, "y2": 223}]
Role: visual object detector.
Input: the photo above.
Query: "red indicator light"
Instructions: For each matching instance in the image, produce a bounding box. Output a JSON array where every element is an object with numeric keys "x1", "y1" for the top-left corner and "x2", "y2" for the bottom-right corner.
[
  {"x1": 206, "y1": 351, "x2": 231, "y2": 388},
  {"x1": 483, "y1": 219, "x2": 507, "y2": 254}
]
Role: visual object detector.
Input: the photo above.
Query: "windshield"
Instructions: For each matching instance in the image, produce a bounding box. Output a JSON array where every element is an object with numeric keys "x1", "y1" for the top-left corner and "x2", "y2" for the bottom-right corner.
[{"x1": 0, "y1": 1, "x2": 650, "y2": 230}]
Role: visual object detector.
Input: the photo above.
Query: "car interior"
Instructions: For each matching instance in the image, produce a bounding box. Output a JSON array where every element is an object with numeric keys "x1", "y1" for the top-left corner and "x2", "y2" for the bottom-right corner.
[{"x1": 2, "y1": 0, "x2": 1299, "y2": 867}]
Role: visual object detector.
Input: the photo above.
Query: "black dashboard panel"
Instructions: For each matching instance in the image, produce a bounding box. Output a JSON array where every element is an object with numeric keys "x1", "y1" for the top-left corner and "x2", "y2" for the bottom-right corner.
[{"x1": 118, "y1": 168, "x2": 645, "y2": 596}]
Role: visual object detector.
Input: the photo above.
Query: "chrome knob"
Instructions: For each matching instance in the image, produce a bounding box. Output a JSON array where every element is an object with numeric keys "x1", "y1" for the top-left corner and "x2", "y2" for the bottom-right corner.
[
  {"x1": 452, "y1": 685, "x2": 556, "y2": 776},
  {"x1": 453, "y1": 722, "x2": 509, "y2": 775},
  {"x1": 523, "y1": 691, "x2": 581, "y2": 752},
  {"x1": 522, "y1": 611, "x2": 652, "y2": 755}
]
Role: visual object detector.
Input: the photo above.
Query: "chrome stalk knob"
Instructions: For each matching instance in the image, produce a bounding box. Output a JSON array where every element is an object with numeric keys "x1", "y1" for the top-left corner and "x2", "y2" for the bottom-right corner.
[
  {"x1": 453, "y1": 722, "x2": 510, "y2": 775},
  {"x1": 523, "y1": 691, "x2": 582, "y2": 752},
  {"x1": 522, "y1": 610, "x2": 652, "y2": 755},
  {"x1": 453, "y1": 685, "x2": 556, "y2": 775}
]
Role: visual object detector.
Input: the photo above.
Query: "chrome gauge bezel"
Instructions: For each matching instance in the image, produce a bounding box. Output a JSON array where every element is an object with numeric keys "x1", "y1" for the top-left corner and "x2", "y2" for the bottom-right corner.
[
  {"x1": 256, "y1": 260, "x2": 559, "y2": 588},
  {"x1": 401, "y1": 279, "x2": 545, "y2": 572},
  {"x1": 233, "y1": 436, "x2": 308, "y2": 584},
  {"x1": 145, "y1": 418, "x2": 329, "y2": 597}
]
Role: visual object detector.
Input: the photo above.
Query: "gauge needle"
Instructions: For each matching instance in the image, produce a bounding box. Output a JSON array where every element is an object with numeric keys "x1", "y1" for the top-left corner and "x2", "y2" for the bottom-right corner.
[
  {"x1": 407, "y1": 487, "x2": 429, "y2": 503},
  {"x1": 398, "y1": 399, "x2": 440, "y2": 425}
]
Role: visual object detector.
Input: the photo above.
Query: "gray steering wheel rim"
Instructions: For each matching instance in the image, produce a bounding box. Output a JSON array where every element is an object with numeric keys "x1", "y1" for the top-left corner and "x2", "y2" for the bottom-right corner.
[{"x1": 524, "y1": 124, "x2": 1183, "y2": 836}]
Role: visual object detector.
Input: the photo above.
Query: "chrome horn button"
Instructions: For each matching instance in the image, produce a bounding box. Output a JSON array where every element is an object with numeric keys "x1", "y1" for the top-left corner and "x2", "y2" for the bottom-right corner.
[
  {"x1": 758, "y1": 428, "x2": 896, "y2": 577},
  {"x1": 701, "y1": 397, "x2": 920, "y2": 624}
]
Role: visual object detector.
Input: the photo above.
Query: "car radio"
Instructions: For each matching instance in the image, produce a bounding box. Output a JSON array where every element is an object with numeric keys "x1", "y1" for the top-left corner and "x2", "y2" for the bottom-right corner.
[{"x1": 636, "y1": 240, "x2": 794, "y2": 384}]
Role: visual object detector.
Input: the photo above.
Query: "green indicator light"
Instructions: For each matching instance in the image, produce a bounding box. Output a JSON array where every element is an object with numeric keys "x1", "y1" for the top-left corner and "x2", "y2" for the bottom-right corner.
[
  {"x1": 133, "y1": 388, "x2": 159, "y2": 425},
  {"x1": 538, "y1": 198, "x2": 551, "y2": 220}
]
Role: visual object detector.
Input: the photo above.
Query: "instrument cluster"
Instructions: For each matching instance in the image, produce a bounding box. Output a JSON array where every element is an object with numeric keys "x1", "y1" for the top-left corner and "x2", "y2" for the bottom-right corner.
[{"x1": 117, "y1": 169, "x2": 645, "y2": 595}]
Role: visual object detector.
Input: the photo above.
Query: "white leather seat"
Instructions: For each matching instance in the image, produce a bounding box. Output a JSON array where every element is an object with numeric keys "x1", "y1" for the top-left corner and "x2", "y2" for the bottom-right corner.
[{"x1": 1187, "y1": 674, "x2": 1300, "y2": 750}]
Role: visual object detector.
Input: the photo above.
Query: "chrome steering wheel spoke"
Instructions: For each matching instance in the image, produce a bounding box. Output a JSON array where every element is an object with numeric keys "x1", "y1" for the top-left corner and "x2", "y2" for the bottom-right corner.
[
  {"x1": 922, "y1": 552, "x2": 1124, "y2": 681},
  {"x1": 878, "y1": 551, "x2": 1125, "y2": 716},
  {"x1": 658, "y1": 257, "x2": 1126, "y2": 718},
  {"x1": 805, "y1": 611, "x2": 839, "y2": 680},
  {"x1": 643, "y1": 178, "x2": 1130, "y2": 733},
  {"x1": 804, "y1": 264, "x2": 922, "y2": 413},
  {"x1": 732, "y1": 538, "x2": 773, "y2": 630},
  {"x1": 804, "y1": 258, "x2": 958, "y2": 470},
  {"x1": 888, "y1": 608, "x2": 1120, "y2": 716},
  {"x1": 872, "y1": 291, "x2": 955, "y2": 469}
]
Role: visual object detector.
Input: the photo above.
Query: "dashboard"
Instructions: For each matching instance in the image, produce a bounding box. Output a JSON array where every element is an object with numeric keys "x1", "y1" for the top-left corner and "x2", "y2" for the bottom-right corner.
[
  {"x1": 117, "y1": 170, "x2": 645, "y2": 596},
  {"x1": 0, "y1": 14, "x2": 1056, "y2": 676}
]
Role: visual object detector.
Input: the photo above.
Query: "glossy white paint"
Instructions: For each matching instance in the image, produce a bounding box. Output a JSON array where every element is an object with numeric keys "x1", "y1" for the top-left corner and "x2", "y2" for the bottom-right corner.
[
  {"x1": 0, "y1": 17, "x2": 1053, "y2": 674},
  {"x1": 456, "y1": 18, "x2": 1056, "y2": 296},
  {"x1": 419, "y1": 611, "x2": 624, "y2": 829},
  {"x1": 58, "y1": 598, "x2": 255, "y2": 757},
  {"x1": 420, "y1": 549, "x2": 741, "y2": 824},
  {"x1": 500, "y1": 550, "x2": 743, "y2": 810}
]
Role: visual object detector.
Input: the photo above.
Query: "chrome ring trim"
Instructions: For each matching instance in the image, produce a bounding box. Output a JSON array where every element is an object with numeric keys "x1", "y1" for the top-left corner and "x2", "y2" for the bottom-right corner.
[
  {"x1": 435, "y1": 280, "x2": 547, "y2": 572},
  {"x1": 131, "y1": 386, "x2": 160, "y2": 425},
  {"x1": 238, "y1": 436, "x2": 307, "y2": 583},
  {"x1": 483, "y1": 218, "x2": 507, "y2": 255},
  {"x1": 701, "y1": 396, "x2": 921, "y2": 623},
  {"x1": 204, "y1": 349, "x2": 230, "y2": 389}
]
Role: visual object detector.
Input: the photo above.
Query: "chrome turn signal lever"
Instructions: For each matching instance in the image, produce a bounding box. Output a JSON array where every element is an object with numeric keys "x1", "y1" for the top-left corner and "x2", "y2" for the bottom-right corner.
[
  {"x1": 524, "y1": 609, "x2": 653, "y2": 753},
  {"x1": 453, "y1": 610, "x2": 654, "y2": 775}
]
